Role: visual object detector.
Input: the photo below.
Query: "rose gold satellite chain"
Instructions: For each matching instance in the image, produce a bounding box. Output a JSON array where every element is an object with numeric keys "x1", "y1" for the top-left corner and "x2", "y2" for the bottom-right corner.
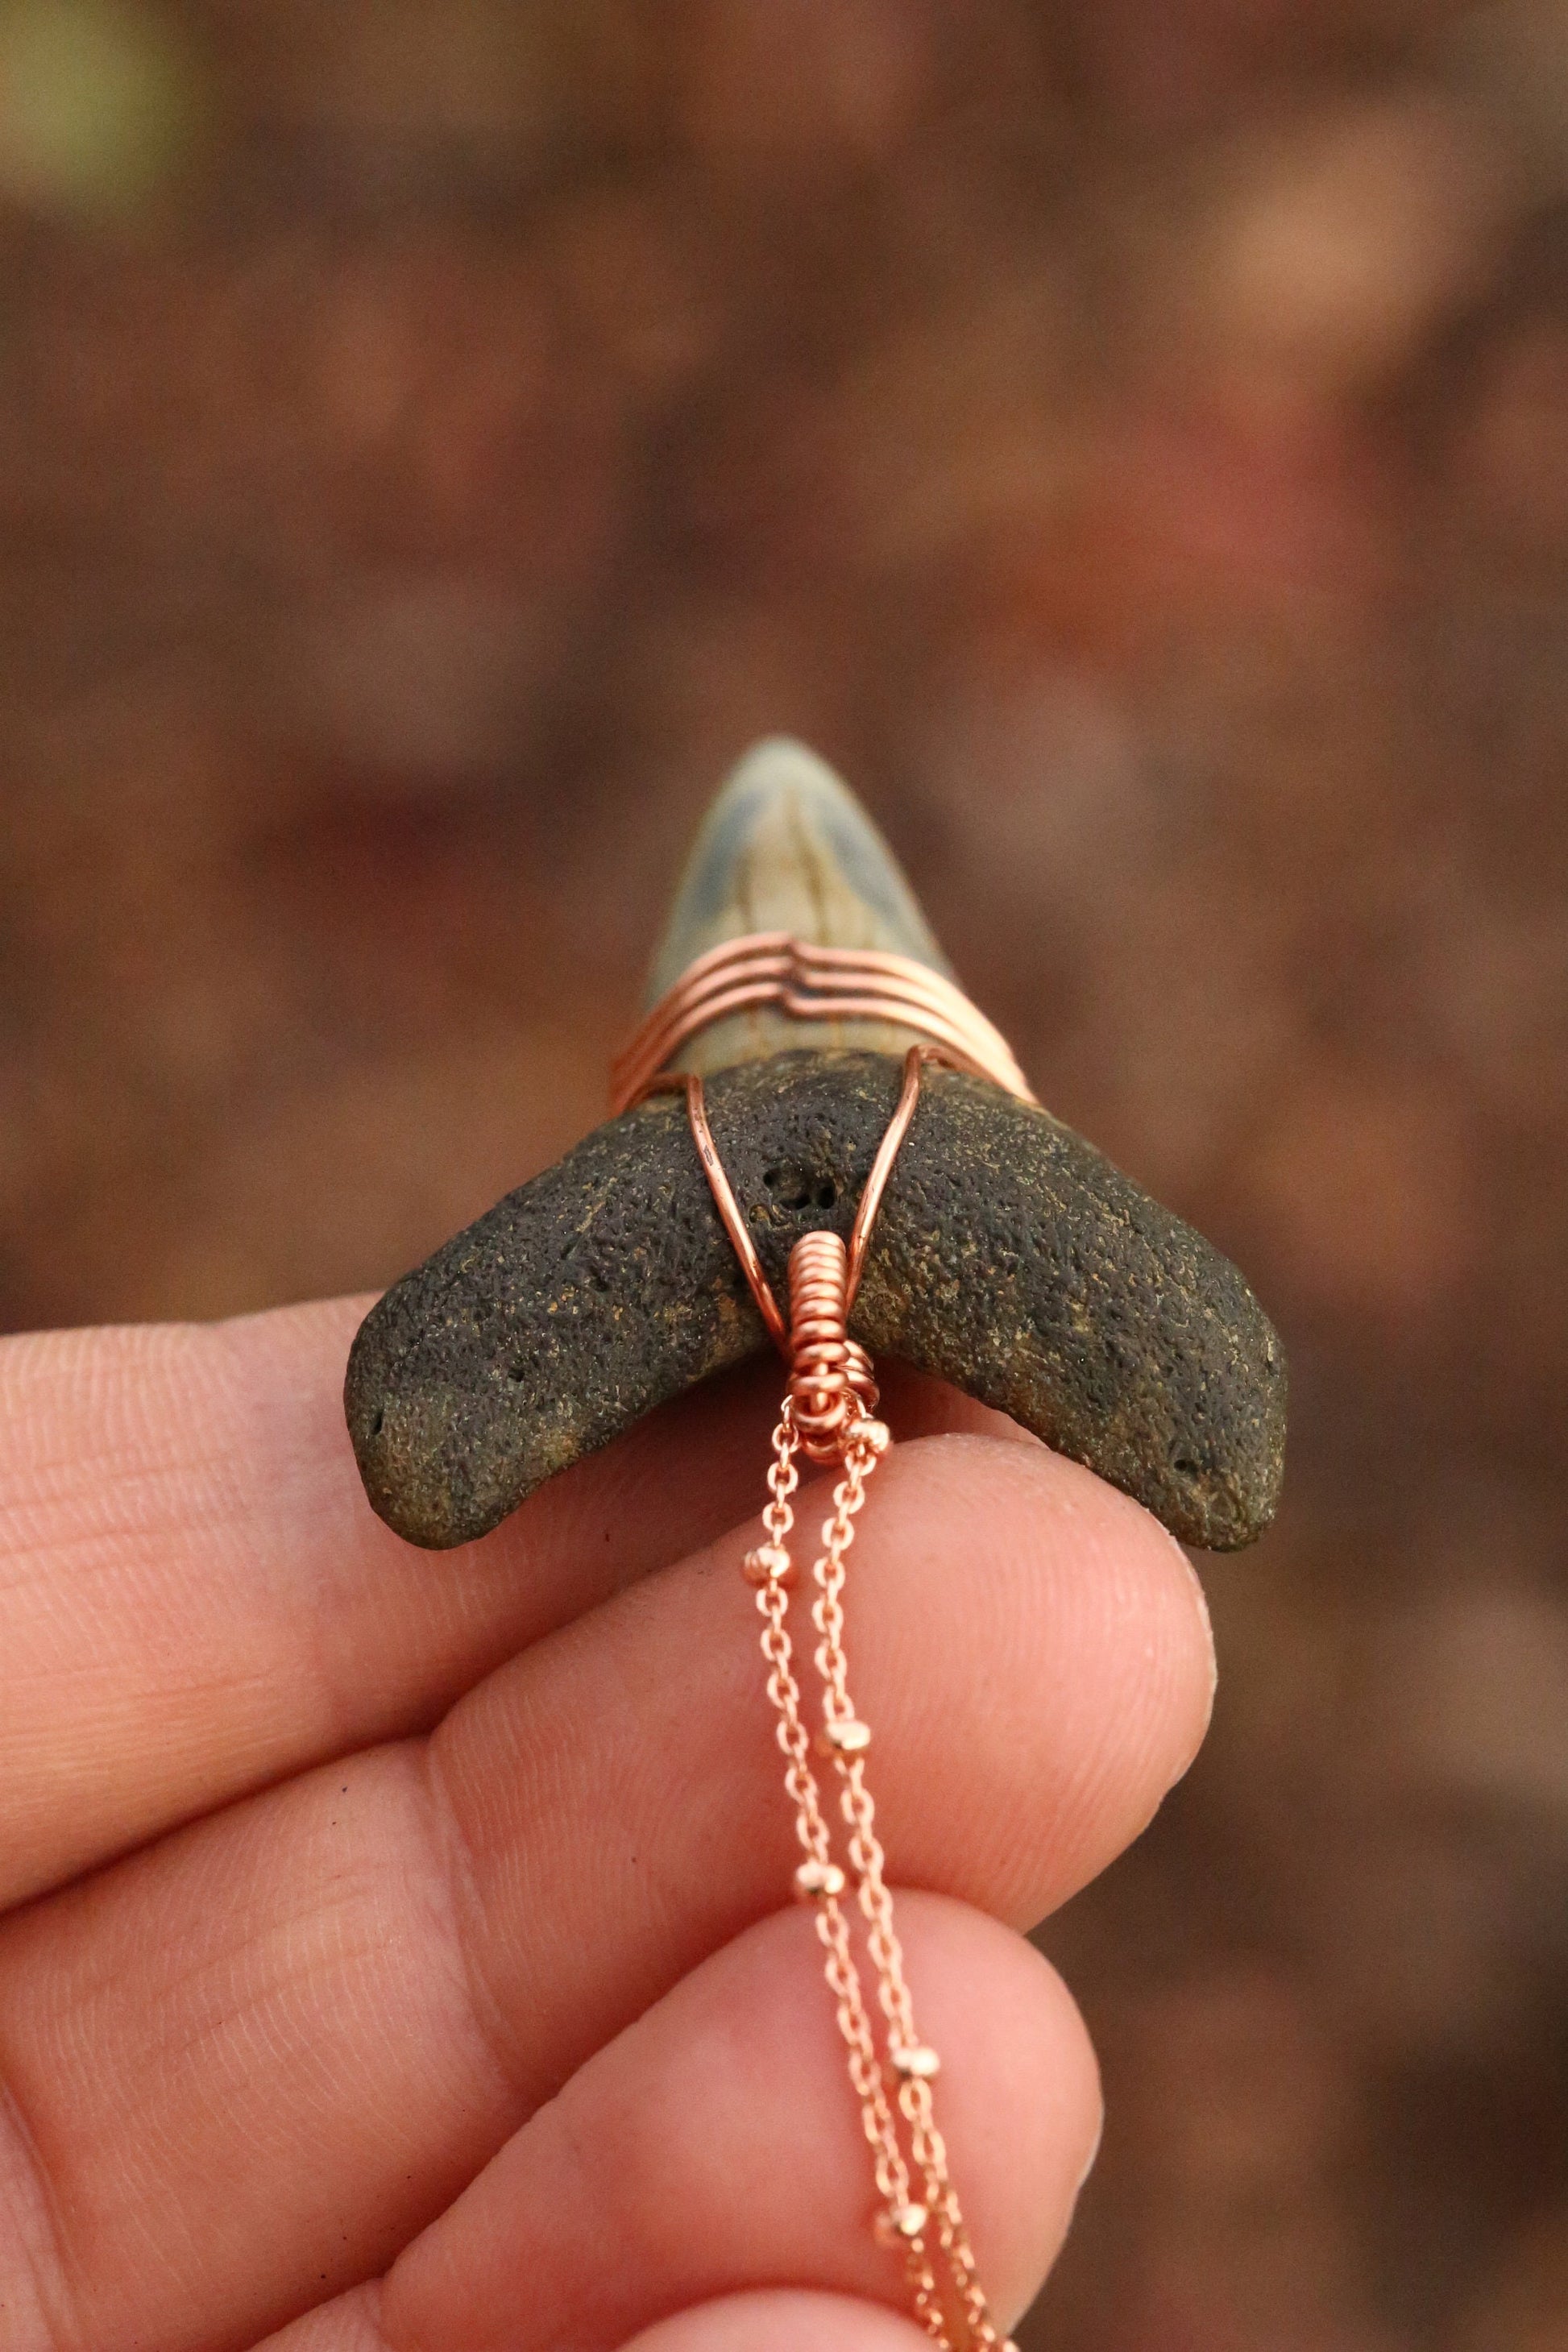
[
  {"x1": 747, "y1": 1402, "x2": 1011, "y2": 2350},
  {"x1": 622, "y1": 939, "x2": 1033, "y2": 2350}
]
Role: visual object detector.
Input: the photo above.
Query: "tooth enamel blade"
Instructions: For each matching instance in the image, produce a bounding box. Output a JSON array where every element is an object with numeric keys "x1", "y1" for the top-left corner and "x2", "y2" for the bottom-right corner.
[{"x1": 645, "y1": 736, "x2": 953, "y2": 1075}]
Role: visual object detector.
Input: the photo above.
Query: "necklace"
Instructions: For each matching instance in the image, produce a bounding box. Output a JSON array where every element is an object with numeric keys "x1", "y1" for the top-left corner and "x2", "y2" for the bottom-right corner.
[{"x1": 618, "y1": 938, "x2": 1035, "y2": 2352}]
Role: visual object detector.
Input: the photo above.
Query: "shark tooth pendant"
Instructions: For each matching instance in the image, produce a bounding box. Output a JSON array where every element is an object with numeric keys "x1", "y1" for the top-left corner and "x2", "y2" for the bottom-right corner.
[
  {"x1": 347, "y1": 741, "x2": 1284, "y2": 1553},
  {"x1": 344, "y1": 738, "x2": 1286, "y2": 2350}
]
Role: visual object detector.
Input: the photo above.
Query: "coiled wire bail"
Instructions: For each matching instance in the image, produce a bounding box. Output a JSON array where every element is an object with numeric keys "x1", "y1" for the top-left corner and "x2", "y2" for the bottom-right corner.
[{"x1": 787, "y1": 1228, "x2": 877, "y2": 1462}]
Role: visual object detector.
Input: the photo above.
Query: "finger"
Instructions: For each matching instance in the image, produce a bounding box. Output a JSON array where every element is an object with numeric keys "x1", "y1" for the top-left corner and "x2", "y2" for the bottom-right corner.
[
  {"x1": 617, "y1": 2294, "x2": 942, "y2": 2352},
  {"x1": 255, "y1": 2288, "x2": 936, "y2": 2352},
  {"x1": 0, "y1": 1299, "x2": 765, "y2": 1906},
  {"x1": 378, "y1": 1895, "x2": 1095, "y2": 2350},
  {"x1": 0, "y1": 1298, "x2": 1017, "y2": 1906},
  {"x1": 255, "y1": 1898, "x2": 1096, "y2": 2352},
  {"x1": 0, "y1": 1439, "x2": 1207, "y2": 2352},
  {"x1": 248, "y1": 2290, "x2": 390, "y2": 2352}
]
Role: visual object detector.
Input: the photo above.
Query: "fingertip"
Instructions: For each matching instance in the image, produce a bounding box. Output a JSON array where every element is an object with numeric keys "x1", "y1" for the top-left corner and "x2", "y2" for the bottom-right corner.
[
  {"x1": 618, "y1": 2289, "x2": 939, "y2": 2352},
  {"x1": 855, "y1": 1432, "x2": 1219, "y2": 1917}
]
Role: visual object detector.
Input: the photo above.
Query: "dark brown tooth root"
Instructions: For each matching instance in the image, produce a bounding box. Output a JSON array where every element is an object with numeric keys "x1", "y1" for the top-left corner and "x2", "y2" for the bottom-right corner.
[{"x1": 345, "y1": 1050, "x2": 1285, "y2": 1554}]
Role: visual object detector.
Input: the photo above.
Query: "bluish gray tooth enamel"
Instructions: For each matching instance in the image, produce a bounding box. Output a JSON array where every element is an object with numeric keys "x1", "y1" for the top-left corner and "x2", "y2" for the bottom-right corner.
[{"x1": 645, "y1": 736, "x2": 954, "y2": 1075}]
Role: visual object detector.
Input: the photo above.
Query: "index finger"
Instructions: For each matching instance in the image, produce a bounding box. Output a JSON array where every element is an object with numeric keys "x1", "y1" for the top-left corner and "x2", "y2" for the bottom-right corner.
[{"x1": 0, "y1": 1299, "x2": 1022, "y2": 1909}]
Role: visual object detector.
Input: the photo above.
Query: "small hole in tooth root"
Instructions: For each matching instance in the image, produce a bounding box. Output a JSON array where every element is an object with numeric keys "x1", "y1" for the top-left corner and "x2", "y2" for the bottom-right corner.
[
  {"x1": 369, "y1": 1408, "x2": 384, "y2": 1439},
  {"x1": 764, "y1": 1164, "x2": 836, "y2": 1213}
]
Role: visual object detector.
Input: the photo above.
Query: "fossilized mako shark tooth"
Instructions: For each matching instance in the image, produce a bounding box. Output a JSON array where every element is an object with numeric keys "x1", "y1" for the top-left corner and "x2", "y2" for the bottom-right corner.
[{"x1": 346, "y1": 739, "x2": 1287, "y2": 1553}]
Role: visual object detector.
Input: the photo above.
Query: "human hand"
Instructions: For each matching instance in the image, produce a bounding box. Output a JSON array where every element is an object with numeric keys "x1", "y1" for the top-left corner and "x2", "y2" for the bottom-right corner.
[{"x1": 0, "y1": 1296, "x2": 1213, "y2": 2352}]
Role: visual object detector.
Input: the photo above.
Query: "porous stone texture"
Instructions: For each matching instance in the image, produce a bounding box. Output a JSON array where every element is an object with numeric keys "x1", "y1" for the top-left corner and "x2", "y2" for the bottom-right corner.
[{"x1": 346, "y1": 1051, "x2": 1286, "y2": 1552}]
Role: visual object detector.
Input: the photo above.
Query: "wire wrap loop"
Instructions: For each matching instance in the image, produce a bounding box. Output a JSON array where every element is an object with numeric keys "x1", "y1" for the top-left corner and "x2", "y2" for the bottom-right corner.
[{"x1": 787, "y1": 1229, "x2": 877, "y2": 1461}]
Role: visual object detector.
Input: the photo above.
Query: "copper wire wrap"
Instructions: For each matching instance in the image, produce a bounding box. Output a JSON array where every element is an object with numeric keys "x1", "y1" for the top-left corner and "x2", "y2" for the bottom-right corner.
[
  {"x1": 609, "y1": 931, "x2": 1036, "y2": 1115},
  {"x1": 786, "y1": 1228, "x2": 878, "y2": 1462}
]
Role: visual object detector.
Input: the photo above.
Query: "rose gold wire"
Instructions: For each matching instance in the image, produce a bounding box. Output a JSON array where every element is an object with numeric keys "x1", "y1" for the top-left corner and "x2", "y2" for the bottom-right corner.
[
  {"x1": 639, "y1": 1070, "x2": 790, "y2": 1355},
  {"x1": 846, "y1": 1042, "x2": 930, "y2": 1309},
  {"x1": 609, "y1": 931, "x2": 1035, "y2": 1114}
]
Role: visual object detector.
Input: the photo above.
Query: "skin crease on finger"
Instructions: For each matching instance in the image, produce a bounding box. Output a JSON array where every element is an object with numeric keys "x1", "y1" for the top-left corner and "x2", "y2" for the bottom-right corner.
[
  {"x1": 249, "y1": 1895, "x2": 1101, "y2": 2352},
  {"x1": 0, "y1": 1429, "x2": 1211, "y2": 2352},
  {"x1": 0, "y1": 1300, "x2": 1028, "y2": 1910}
]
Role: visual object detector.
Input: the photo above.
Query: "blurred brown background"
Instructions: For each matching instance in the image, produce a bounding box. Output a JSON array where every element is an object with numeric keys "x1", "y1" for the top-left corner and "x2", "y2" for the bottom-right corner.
[{"x1": 1, "y1": 2, "x2": 1565, "y2": 2345}]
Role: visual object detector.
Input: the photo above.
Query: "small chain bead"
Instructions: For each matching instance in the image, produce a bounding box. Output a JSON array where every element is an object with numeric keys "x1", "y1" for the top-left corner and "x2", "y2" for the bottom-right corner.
[
  {"x1": 874, "y1": 2201, "x2": 930, "y2": 2245},
  {"x1": 889, "y1": 2042, "x2": 942, "y2": 2080},
  {"x1": 818, "y1": 1715, "x2": 872, "y2": 1756},
  {"x1": 794, "y1": 1856, "x2": 847, "y2": 1900},
  {"x1": 741, "y1": 1542, "x2": 795, "y2": 1587}
]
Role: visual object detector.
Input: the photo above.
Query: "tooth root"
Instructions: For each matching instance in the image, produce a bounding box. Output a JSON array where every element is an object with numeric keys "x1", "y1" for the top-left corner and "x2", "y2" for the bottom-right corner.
[
  {"x1": 645, "y1": 736, "x2": 953, "y2": 1075},
  {"x1": 346, "y1": 1048, "x2": 1288, "y2": 1556}
]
